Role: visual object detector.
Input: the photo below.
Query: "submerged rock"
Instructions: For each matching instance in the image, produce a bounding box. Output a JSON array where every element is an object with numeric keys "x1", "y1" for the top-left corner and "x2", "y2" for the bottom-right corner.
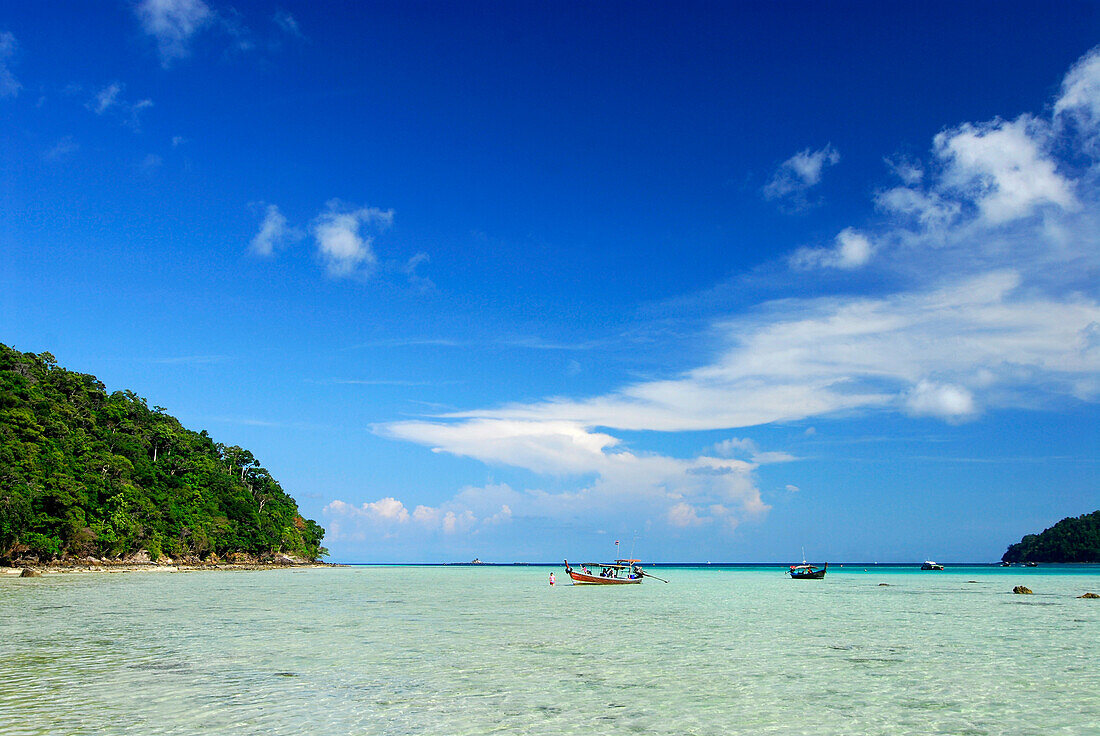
[
  {"x1": 1013, "y1": 585, "x2": 1033, "y2": 595},
  {"x1": 878, "y1": 583, "x2": 890, "y2": 586},
  {"x1": 1079, "y1": 592, "x2": 1099, "y2": 599}
]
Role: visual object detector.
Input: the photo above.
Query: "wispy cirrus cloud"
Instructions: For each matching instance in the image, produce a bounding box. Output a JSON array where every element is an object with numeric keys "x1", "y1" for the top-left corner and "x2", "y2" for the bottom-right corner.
[
  {"x1": 136, "y1": 1, "x2": 304, "y2": 66},
  {"x1": 273, "y1": 10, "x2": 304, "y2": 40},
  {"x1": 250, "y1": 203, "x2": 301, "y2": 256},
  {"x1": 135, "y1": 0, "x2": 214, "y2": 66},
  {"x1": 0, "y1": 31, "x2": 20, "y2": 98},
  {"x1": 87, "y1": 82, "x2": 153, "y2": 129},
  {"x1": 44, "y1": 136, "x2": 79, "y2": 162},
  {"x1": 763, "y1": 144, "x2": 840, "y2": 209}
]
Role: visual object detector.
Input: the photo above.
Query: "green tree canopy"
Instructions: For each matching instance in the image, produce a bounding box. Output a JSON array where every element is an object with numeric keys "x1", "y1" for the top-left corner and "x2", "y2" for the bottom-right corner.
[
  {"x1": 1002, "y1": 510, "x2": 1100, "y2": 563},
  {"x1": 0, "y1": 343, "x2": 325, "y2": 562}
]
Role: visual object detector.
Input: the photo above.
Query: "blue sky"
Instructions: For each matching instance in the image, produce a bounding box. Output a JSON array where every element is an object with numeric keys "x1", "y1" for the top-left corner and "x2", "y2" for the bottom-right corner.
[{"x1": 2, "y1": 2, "x2": 1098, "y2": 562}]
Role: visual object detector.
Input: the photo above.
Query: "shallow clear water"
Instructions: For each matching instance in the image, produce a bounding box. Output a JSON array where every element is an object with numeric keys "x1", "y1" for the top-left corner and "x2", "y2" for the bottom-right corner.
[{"x1": 1, "y1": 565, "x2": 1098, "y2": 735}]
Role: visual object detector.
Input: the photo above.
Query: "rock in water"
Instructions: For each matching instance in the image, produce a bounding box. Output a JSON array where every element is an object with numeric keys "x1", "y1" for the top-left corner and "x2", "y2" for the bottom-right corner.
[
  {"x1": 1078, "y1": 592, "x2": 1099, "y2": 599},
  {"x1": 19, "y1": 568, "x2": 41, "y2": 577},
  {"x1": 1013, "y1": 585, "x2": 1033, "y2": 595}
]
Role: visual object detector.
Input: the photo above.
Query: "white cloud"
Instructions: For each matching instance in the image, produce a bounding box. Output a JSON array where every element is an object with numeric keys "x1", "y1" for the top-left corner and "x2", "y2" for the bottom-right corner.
[
  {"x1": 250, "y1": 204, "x2": 299, "y2": 256},
  {"x1": 885, "y1": 156, "x2": 923, "y2": 185},
  {"x1": 712, "y1": 437, "x2": 796, "y2": 464},
  {"x1": 668, "y1": 502, "x2": 707, "y2": 528},
  {"x1": 379, "y1": 418, "x2": 769, "y2": 532},
  {"x1": 0, "y1": 31, "x2": 20, "y2": 98},
  {"x1": 273, "y1": 10, "x2": 303, "y2": 38},
  {"x1": 875, "y1": 186, "x2": 960, "y2": 229},
  {"x1": 1054, "y1": 46, "x2": 1100, "y2": 143},
  {"x1": 785, "y1": 485, "x2": 800, "y2": 493},
  {"x1": 312, "y1": 201, "x2": 393, "y2": 278},
  {"x1": 420, "y1": 269, "x2": 1100, "y2": 434},
  {"x1": 764, "y1": 144, "x2": 840, "y2": 204},
  {"x1": 352, "y1": 47, "x2": 1100, "y2": 548},
  {"x1": 402, "y1": 252, "x2": 433, "y2": 291},
  {"x1": 483, "y1": 504, "x2": 512, "y2": 525},
  {"x1": 88, "y1": 82, "x2": 154, "y2": 129},
  {"x1": 904, "y1": 380, "x2": 976, "y2": 421},
  {"x1": 92, "y1": 83, "x2": 121, "y2": 114},
  {"x1": 933, "y1": 116, "x2": 1077, "y2": 224},
  {"x1": 136, "y1": 0, "x2": 213, "y2": 66},
  {"x1": 791, "y1": 228, "x2": 875, "y2": 270},
  {"x1": 323, "y1": 496, "x2": 410, "y2": 525},
  {"x1": 44, "y1": 136, "x2": 79, "y2": 161},
  {"x1": 441, "y1": 509, "x2": 476, "y2": 533},
  {"x1": 140, "y1": 153, "x2": 163, "y2": 172}
]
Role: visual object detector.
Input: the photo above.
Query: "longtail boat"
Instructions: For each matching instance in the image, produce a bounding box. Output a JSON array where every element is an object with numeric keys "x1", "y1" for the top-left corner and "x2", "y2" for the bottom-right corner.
[
  {"x1": 788, "y1": 562, "x2": 827, "y2": 579},
  {"x1": 564, "y1": 559, "x2": 660, "y2": 584}
]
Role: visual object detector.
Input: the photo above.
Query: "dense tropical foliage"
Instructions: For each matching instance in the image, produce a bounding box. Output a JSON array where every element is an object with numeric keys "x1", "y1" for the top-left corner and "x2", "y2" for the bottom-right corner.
[
  {"x1": 1002, "y1": 511, "x2": 1100, "y2": 563},
  {"x1": 0, "y1": 344, "x2": 325, "y2": 563}
]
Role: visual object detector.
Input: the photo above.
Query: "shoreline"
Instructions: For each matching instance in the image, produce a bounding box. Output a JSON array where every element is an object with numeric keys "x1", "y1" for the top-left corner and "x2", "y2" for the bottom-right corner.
[{"x1": 2, "y1": 561, "x2": 341, "y2": 576}]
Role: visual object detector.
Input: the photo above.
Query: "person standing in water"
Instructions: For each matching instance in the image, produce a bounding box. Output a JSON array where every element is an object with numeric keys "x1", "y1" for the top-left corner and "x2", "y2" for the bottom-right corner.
[{"x1": 549, "y1": 572, "x2": 555, "y2": 586}]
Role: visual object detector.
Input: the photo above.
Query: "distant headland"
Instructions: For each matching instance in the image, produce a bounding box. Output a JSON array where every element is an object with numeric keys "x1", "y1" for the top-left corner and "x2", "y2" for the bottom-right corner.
[
  {"x1": 0, "y1": 344, "x2": 326, "y2": 568},
  {"x1": 1002, "y1": 510, "x2": 1100, "y2": 563}
]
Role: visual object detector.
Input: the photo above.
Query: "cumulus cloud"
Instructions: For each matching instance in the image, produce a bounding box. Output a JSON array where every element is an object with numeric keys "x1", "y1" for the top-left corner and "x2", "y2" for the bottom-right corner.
[
  {"x1": 135, "y1": 0, "x2": 214, "y2": 66},
  {"x1": 791, "y1": 228, "x2": 875, "y2": 270},
  {"x1": 380, "y1": 417, "x2": 769, "y2": 533},
  {"x1": 324, "y1": 490, "x2": 517, "y2": 541},
  {"x1": 250, "y1": 203, "x2": 300, "y2": 256},
  {"x1": 312, "y1": 201, "x2": 393, "y2": 278},
  {"x1": 668, "y1": 502, "x2": 707, "y2": 528},
  {"x1": 934, "y1": 116, "x2": 1077, "y2": 224},
  {"x1": 0, "y1": 32, "x2": 21, "y2": 98},
  {"x1": 764, "y1": 144, "x2": 840, "y2": 206},
  {"x1": 904, "y1": 380, "x2": 977, "y2": 421}
]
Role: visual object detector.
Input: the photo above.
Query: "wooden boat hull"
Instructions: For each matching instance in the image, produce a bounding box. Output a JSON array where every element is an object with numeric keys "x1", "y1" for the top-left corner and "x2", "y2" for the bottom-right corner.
[
  {"x1": 788, "y1": 562, "x2": 827, "y2": 579},
  {"x1": 566, "y1": 568, "x2": 642, "y2": 584}
]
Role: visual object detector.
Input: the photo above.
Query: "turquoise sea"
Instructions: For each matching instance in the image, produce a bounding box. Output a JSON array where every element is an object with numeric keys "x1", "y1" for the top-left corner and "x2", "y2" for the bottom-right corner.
[{"x1": 2, "y1": 565, "x2": 1098, "y2": 735}]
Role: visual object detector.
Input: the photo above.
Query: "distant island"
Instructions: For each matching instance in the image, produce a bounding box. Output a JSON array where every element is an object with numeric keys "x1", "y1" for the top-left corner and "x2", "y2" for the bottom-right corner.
[
  {"x1": 0, "y1": 344, "x2": 325, "y2": 566},
  {"x1": 1002, "y1": 510, "x2": 1100, "y2": 563}
]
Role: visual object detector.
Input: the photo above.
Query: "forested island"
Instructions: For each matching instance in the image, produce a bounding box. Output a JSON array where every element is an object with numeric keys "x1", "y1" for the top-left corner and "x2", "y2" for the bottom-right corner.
[
  {"x1": 0, "y1": 344, "x2": 325, "y2": 566},
  {"x1": 1002, "y1": 510, "x2": 1100, "y2": 563}
]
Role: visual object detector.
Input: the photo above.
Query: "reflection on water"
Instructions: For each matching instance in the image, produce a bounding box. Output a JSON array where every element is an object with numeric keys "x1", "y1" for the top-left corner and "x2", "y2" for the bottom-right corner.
[{"x1": 1, "y1": 566, "x2": 1098, "y2": 735}]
